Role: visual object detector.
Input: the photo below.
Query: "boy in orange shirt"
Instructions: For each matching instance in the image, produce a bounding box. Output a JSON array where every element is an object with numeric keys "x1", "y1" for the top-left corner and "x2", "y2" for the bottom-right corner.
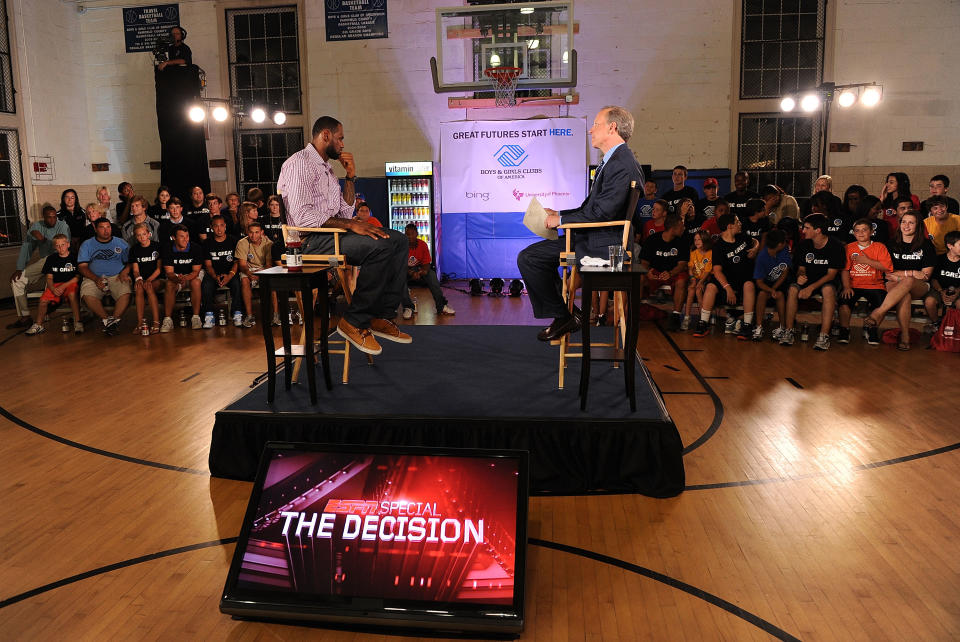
[{"x1": 839, "y1": 218, "x2": 893, "y2": 344}]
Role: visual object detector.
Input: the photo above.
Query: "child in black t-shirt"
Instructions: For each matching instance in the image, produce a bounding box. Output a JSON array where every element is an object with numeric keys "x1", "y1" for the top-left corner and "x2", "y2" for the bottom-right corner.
[
  {"x1": 128, "y1": 222, "x2": 164, "y2": 333},
  {"x1": 25, "y1": 234, "x2": 81, "y2": 335},
  {"x1": 923, "y1": 230, "x2": 960, "y2": 328}
]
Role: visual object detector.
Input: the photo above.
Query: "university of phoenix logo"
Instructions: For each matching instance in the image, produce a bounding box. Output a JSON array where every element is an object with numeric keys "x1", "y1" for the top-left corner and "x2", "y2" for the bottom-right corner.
[{"x1": 494, "y1": 145, "x2": 528, "y2": 167}]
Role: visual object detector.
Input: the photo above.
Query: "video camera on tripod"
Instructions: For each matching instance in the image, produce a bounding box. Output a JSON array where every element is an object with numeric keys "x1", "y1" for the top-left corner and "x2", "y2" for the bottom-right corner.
[{"x1": 152, "y1": 35, "x2": 172, "y2": 65}]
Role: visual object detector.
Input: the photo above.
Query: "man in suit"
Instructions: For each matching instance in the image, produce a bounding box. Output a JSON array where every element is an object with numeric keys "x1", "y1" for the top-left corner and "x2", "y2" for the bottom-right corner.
[{"x1": 517, "y1": 105, "x2": 644, "y2": 341}]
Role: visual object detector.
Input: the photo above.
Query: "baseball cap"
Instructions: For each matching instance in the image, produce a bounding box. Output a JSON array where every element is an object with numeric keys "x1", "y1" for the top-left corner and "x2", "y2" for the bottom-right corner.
[{"x1": 703, "y1": 178, "x2": 718, "y2": 188}]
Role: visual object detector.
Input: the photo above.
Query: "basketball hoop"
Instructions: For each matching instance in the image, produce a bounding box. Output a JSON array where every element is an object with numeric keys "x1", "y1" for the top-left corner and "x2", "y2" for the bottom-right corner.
[{"x1": 483, "y1": 67, "x2": 521, "y2": 106}]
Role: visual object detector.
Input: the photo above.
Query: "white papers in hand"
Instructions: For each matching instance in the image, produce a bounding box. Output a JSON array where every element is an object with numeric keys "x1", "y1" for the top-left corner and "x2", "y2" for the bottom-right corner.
[{"x1": 523, "y1": 197, "x2": 558, "y2": 240}]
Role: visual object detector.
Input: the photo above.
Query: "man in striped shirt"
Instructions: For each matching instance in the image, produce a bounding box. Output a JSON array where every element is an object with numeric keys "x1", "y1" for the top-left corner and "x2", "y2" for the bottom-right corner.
[{"x1": 277, "y1": 116, "x2": 411, "y2": 356}]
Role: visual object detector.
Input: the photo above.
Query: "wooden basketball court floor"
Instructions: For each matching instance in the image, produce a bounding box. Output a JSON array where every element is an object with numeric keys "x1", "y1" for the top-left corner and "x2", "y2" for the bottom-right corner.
[{"x1": 1, "y1": 284, "x2": 957, "y2": 641}]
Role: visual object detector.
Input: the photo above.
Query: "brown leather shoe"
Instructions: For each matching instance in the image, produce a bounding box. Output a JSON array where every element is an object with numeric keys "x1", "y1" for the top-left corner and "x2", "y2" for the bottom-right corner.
[
  {"x1": 370, "y1": 318, "x2": 413, "y2": 344},
  {"x1": 337, "y1": 318, "x2": 382, "y2": 355}
]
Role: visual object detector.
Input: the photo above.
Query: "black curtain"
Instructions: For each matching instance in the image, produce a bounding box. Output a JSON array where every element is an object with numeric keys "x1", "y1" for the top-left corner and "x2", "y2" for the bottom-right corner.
[{"x1": 155, "y1": 65, "x2": 210, "y2": 203}]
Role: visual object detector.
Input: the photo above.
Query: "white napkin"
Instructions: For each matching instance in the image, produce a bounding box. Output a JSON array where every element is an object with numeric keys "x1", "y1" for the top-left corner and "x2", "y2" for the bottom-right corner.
[{"x1": 580, "y1": 256, "x2": 611, "y2": 267}]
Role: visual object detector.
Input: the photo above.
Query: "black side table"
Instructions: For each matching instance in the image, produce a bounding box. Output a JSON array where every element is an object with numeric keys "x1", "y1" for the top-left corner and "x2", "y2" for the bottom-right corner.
[
  {"x1": 578, "y1": 262, "x2": 647, "y2": 411},
  {"x1": 257, "y1": 266, "x2": 331, "y2": 404}
]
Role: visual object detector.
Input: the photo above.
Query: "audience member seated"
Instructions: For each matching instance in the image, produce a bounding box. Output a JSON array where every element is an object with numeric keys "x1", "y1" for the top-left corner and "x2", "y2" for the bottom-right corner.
[
  {"x1": 7, "y1": 205, "x2": 71, "y2": 329},
  {"x1": 679, "y1": 198, "x2": 705, "y2": 238},
  {"x1": 246, "y1": 187, "x2": 267, "y2": 220},
  {"x1": 696, "y1": 177, "x2": 721, "y2": 218},
  {"x1": 116, "y1": 181, "x2": 134, "y2": 224},
  {"x1": 924, "y1": 231, "x2": 960, "y2": 331},
  {"x1": 780, "y1": 214, "x2": 845, "y2": 350},
  {"x1": 95, "y1": 186, "x2": 113, "y2": 223},
  {"x1": 160, "y1": 225, "x2": 206, "y2": 331},
  {"x1": 921, "y1": 174, "x2": 959, "y2": 216},
  {"x1": 662, "y1": 165, "x2": 699, "y2": 214},
  {"x1": 863, "y1": 210, "x2": 935, "y2": 351},
  {"x1": 224, "y1": 192, "x2": 242, "y2": 235},
  {"x1": 923, "y1": 195, "x2": 960, "y2": 254},
  {"x1": 880, "y1": 172, "x2": 920, "y2": 216},
  {"x1": 854, "y1": 195, "x2": 890, "y2": 243},
  {"x1": 682, "y1": 229, "x2": 713, "y2": 330},
  {"x1": 121, "y1": 196, "x2": 160, "y2": 244},
  {"x1": 239, "y1": 201, "x2": 260, "y2": 235},
  {"x1": 741, "y1": 198, "x2": 771, "y2": 245},
  {"x1": 693, "y1": 213, "x2": 759, "y2": 339},
  {"x1": 78, "y1": 217, "x2": 131, "y2": 336},
  {"x1": 148, "y1": 186, "x2": 172, "y2": 221},
  {"x1": 24, "y1": 233, "x2": 81, "y2": 336},
  {"x1": 723, "y1": 170, "x2": 760, "y2": 214},
  {"x1": 842, "y1": 185, "x2": 868, "y2": 218},
  {"x1": 79, "y1": 203, "x2": 121, "y2": 242},
  {"x1": 884, "y1": 196, "x2": 914, "y2": 237},
  {"x1": 262, "y1": 194, "x2": 286, "y2": 244},
  {"x1": 355, "y1": 201, "x2": 382, "y2": 227},
  {"x1": 633, "y1": 179, "x2": 658, "y2": 230},
  {"x1": 751, "y1": 229, "x2": 791, "y2": 341},
  {"x1": 235, "y1": 221, "x2": 273, "y2": 328},
  {"x1": 838, "y1": 219, "x2": 894, "y2": 345},
  {"x1": 641, "y1": 199, "x2": 668, "y2": 242},
  {"x1": 401, "y1": 223, "x2": 455, "y2": 319},
  {"x1": 128, "y1": 222, "x2": 163, "y2": 335},
  {"x1": 700, "y1": 200, "x2": 729, "y2": 238},
  {"x1": 776, "y1": 215, "x2": 801, "y2": 253},
  {"x1": 640, "y1": 213, "x2": 689, "y2": 330},
  {"x1": 761, "y1": 184, "x2": 799, "y2": 224},
  {"x1": 813, "y1": 190, "x2": 852, "y2": 242},
  {"x1": 58, "y1": 188, "x2": 86, "y2": 246},
  {"x1": 801, "y1": 174, "x2": 843, "y2": 217},
  {"x1": 203, "y1": 215, "x2": 243, "y2": 327},
  {"x1": 159, "y1": 197, "x2": 197, "y2": 243},
  {"x1": 200, "y1": 192, "x2": 224, "y2": 240}
]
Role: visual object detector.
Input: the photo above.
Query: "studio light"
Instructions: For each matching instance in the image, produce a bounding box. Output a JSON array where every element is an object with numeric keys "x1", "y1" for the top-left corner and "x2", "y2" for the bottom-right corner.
[
  {"x1": 212, "y1": 105, "x2": 229, "y2": 121},
  {"x1": 800, "y1": 93, "x2": 821, "y2": 112},
  {"x1": 861, "y1": 86, "x2": 881, "y2": 107},
  {"x1": 469, "y1": 278, "x2": 484, "y2": 296},
  {"x1": 780, "y1": 96, "x2": 796, "y2": 112},
  {"x1": 250, "y1": 107, "x2": 266, "y2": 123},
  {"x1": 509, "y1": 279, "x2": 524, "y2": 297},
  {"x1": 489, "y1": 53, "x2": 501, "y2": 67},
  {"x1": 188, "y1": 105, "x2": 206, "y2": 122},
  {"x1": 519, "y1": 7, "x2": 534, "y2": 14},
  {"x1": 837, "y1": 90, "x2": 857, "y2": 108},
  {"x1": 527, "y1": 39, "x2": 539, "y2": 50},
  {"x1": 489, "y1": 277, "x2": 505, "y2": 297},
  {"x1": 272, "y1": 110, "x2": 287, "y2": 125}
]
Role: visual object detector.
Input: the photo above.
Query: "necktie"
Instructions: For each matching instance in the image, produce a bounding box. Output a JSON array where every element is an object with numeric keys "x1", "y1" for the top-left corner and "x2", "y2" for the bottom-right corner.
[{"x1": 592, "y1": 158, "x2": 605, "y2": 191}]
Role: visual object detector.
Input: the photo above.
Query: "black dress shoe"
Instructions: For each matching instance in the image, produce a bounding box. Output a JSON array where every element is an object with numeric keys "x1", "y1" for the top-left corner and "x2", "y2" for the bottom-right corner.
[{"x1": 537, "y1": 314, "x2": 581, "y2": 341}]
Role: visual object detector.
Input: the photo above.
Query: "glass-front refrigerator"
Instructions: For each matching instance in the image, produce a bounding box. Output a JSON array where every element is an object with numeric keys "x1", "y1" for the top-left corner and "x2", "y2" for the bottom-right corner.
[{"x1": 385, "y1": 161, "x2": 435, "y2": 257}]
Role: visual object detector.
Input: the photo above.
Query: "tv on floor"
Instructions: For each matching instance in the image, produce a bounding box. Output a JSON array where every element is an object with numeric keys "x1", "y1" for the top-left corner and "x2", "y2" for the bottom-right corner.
[{"x1": 220, "y1": 442, "x2": 529, "y2": 636}]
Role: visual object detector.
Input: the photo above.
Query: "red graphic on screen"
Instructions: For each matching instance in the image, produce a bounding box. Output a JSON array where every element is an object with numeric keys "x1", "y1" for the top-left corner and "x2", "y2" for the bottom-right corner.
[{"x1": 236, "y1": 453, "x2": 519, "y2": 606}]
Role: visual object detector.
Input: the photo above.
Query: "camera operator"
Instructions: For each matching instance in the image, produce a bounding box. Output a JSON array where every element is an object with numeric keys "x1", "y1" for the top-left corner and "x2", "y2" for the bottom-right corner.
[{"x1": 157, "y1": 26, "x2": 191, "y2": 71}]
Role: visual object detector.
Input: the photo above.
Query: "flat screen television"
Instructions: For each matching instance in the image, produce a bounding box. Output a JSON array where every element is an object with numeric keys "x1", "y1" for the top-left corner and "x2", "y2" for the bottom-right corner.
[{"x1": 220, "y1": 442, "x2": 529, "y2": 636}]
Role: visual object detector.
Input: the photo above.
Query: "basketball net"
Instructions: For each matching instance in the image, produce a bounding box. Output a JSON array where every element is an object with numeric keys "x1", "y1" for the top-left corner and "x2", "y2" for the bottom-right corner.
[{"x1": 483, "y1": 67, "x2": 521, "y2": 107}]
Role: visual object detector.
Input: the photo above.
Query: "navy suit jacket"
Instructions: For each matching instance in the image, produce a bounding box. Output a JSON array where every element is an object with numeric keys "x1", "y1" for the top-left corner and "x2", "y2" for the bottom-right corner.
[{"x1": 561, "y1": 144, "x2": 644, "y2": 257}]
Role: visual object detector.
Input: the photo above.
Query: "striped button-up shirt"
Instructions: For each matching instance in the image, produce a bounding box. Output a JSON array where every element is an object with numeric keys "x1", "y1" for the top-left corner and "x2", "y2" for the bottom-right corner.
[{"x1": 277, "y1": 143, "x2": 355, "y2": 228}]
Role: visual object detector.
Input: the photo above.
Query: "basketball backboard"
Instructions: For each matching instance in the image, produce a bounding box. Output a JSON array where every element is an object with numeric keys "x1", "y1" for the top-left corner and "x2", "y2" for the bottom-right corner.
[{"x1": 431, "y1": 1, "x2": 577, "y2": 95}]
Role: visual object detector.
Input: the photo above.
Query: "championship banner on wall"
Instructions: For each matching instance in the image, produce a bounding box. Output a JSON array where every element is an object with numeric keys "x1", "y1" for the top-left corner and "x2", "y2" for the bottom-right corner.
[
  {"x1": 438, "y1": 118, "x2": 586, "y2": 278},
  {"x1": 440, "y1": 118, "x2": 586, "y2": 213}
]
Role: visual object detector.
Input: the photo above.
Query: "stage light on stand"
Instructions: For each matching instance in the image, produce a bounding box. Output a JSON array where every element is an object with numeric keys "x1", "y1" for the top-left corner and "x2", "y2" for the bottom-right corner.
[
  {"x1": 212, "y1": 105, "x2": 229, "y2": 121},
  {"x1": 780, "y1": 96, "x2": 796, "y2": 112},
  {"x1": 469, "y1": 279, "x2": 484, "y2": 296},
  {"x1": 488, "y1": 278, "x2": 505, "y2": 297},
  {"x1": 188, "y1": 105, "x2": 206, "y2": 122},
  {"x1": 272, "y1": 110, "x2": 287, "y2": 125},
  {"x1": 861, "y1": 86, "x2": 882, "y2": 107},
  {"x1": 509, "y1": 279, "x2": 524, "y2": 297},
  {"x1": 837, "y1": 90, "x2": 857, "y2": 108},
  {"x1": 250, "y1": 107, "x2": 266, "y2": 123},
  {"x1": 800, "y1": 93, "x2": 820, "y2": 112}
]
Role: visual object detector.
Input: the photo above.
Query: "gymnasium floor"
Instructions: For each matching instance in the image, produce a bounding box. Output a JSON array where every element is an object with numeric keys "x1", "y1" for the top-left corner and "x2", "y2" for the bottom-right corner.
[{"x1": 1, "y1": 282, "x2": 957, "y2": 640}]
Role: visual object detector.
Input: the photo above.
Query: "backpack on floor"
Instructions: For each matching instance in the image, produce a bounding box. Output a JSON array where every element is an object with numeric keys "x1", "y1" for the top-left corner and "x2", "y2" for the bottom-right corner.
[{"x1": 930, "y1": 308, "x2": 960, "y2": 353}]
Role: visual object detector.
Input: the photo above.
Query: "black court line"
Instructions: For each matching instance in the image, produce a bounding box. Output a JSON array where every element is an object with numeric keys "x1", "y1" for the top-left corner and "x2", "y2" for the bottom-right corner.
[
  {"x1": 663, "y1": 364, "x2": 680, "y2": 372},
  {"x1": 686, "y1": 441, "x2": 960, "y2": 490},
  {"x1": 0, "y1": 328, "x2": 25, "y2": 346},
  {"x1": 529, "y1": 538, "x2": 801, "y2": 642},
  {"x1": 0, "y1": 537, "x2": 239, "y2": 609},
  {"x1": 0, "y1": 405, "x2": 206, "y2": 475},
  {"x1": 703, "y1": 376, "x2": 729, "y2": 380},
  {"x1": 655, "y1": 324, "x2": 725, "y2": 456},
  {"x1": 679, "y1": 348, "x2": 703, "y2": 352},
  {"x1": 181, "y1": 372, "x2": 200, "y2": 383},
  {"x1": 785, "y1": 377, "x2": 803, "y2": 389}
]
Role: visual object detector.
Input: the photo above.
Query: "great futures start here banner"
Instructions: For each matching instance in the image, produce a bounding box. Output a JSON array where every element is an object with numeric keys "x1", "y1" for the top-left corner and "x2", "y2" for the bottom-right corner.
[{"x1": 440, "y1": 118, "x2": 587, "y2": 214}]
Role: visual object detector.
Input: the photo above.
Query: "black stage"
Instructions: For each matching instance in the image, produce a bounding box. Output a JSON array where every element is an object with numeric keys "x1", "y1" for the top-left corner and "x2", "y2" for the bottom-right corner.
[{"x1": 209, "y1": 325, "x2": 684, "y2": 497}]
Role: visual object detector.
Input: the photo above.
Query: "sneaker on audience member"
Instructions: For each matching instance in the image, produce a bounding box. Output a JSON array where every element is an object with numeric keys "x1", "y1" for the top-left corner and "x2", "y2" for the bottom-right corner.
[
  {"x1": 736, "y1": 322, "x2": 753, "y2": 341},
  {"x1": 863, "y1": 325, "x2": 880, "y2": 345},
  {"x1": 440, "y1": 304, "x2": 456, "y2": 315},
  {"x1": 370, "y1": 318, "x2": 413, "y2": 344},
  {"x1": 203, "y1": 312, "x2": 215, "y2": 329},
  {"x1": 751, "y1": 325, "x2": 764, "y2": 342},
  {"x1": 272, "y1": 313, "x2": 281, "y2": 326},
  {"x1": 24, "y1": 323, "x2": 45, "y2": 336},
  {"x1": 191, "y1": 314, "x2": 202, "y2": 330},
  {"x1": 402, "y1": 307, "x2": 413, "y2": 320},
  {"x1": 779, "y1": 328, "x2": 795, "y2": 346},
  {"x1": 233, "y1": 311, "x2": 243, "y2": 327},
  {"x1": 242, "y1": 314, "x2": 256, "y2": 328},
  {"x1": 724, "y1": 317, "x2": 737, "y2": 334},
  {"x1": 667, "y1": 312, "x2": 682, "y2": 331},
  {"x1": 103, "y1": 316, "x2": 120, "y2": 336},
  {"x1": 813, "y1": 332, "x2": 830, "y2": 351},
  {"x1": 836, "y1": 327, "x2": 851, "y2": 344},
  {"x1": 771, "y1": 326, "x2": 785, "y2": 342},
  {"x1": 692, "y1": 320, "x2": 711, "y2": 338},
  {"x1": 680, "y1": 316, "x2": 690, "y2": 331},
  {"x1": 160, "y1": 317, "x2": 174, "y2": 333},
  {"x1": 73, "y1": 320, "x2": 84, "y2": 334}
]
